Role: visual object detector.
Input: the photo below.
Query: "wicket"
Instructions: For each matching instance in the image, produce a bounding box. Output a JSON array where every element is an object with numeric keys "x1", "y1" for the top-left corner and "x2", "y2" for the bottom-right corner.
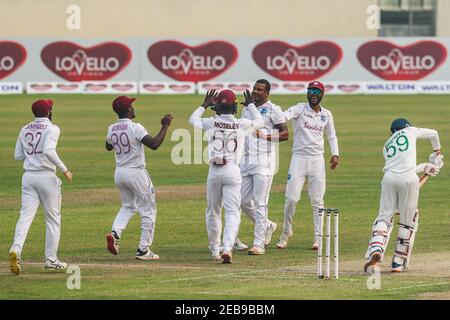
[{"x1": 317, "y1": 208, "x2": 339, "y2": 279}]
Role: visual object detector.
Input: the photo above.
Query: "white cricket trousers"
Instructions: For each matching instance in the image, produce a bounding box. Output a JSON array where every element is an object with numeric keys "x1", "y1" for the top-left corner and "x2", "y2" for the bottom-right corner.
[
  {"x1": 241, "y1": 174, "x2": 273, "y2": 247},
  {"x1": 206, "y1": 164, "x2": 242, "y2": 253},
  {"x1": 366, "y1": 171, "x2": 420, "y2": 262},
  {"x1": 112, "y1": 167, "x2": 157, "y2": 252},
  {"x1": 11, "y1": 172, "x2": 62, "y2": 260},
  {"x1": 377, "y1": 171, "x2": 419, "y2": 225},
  {"x1": 283, "y1": 156, "x2": 326, "y2": 241}
]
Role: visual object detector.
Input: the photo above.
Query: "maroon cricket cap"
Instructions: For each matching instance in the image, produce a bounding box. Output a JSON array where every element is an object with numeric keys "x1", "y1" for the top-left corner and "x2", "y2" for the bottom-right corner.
[
  {"x1": 308, "y1": 80, "x2": 325, "y2": 92},
  {"x1": 112, "y1": 96, "x2": 136, "y2": 114},
  {"x1": 214, "y1": 89, "x2": 236, "y2": 105},
  {"x1": 31, "y1": 99, "x2": 53, "y2": 117}
]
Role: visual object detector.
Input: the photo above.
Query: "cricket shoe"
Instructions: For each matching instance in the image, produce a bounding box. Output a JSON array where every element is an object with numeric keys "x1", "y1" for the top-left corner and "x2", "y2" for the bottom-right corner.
[
  {"x1": 136, "y1": 248, "x2": 160, "y2": 260},
  {"x1": 9, "y1": 250, "x2": 21, "y2": 275},
  {"x1": 391, "y1": 257, "x2": 407, "y2": 273},
  {"x1": 276, "y1": 232, "x2": 291, "y2": 249},
  {"x1": 265, "y1": 222, "x2": 277, "y2": 248},
  {"x1": 248, "y1": 246, "x2": 265, "y2": 255},
  {"x1": 45, "y1": 258, "x2": 67, "y2": 271},
  {"x1": 311, "y1": 242, "x2": 319, "y2": 251},
  {"x1": 106, "y1": 231, "x2": 120, "y2": 255},
  {"x1": 210, "y1": 251, "x2": 222, "y2": 262},
  {"x1": 221, "y1": 251, "x2": 232, "y2": 264},
  {"x1": 233, "y1": 239, "x2": 249, "y2": 251},
  {"x1": 364, "y1": 250, "x2": 382, "y2": 274}
]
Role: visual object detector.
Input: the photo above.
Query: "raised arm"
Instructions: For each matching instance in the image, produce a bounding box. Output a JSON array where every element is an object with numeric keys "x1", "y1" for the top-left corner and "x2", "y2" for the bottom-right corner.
[
  {"x1": 242, "y1": 104, "x2": 264, "y2": 130},
  {"x1": 189, "y1": 90, "x2": 218, "y2": 129},
  {"x1": 141, "y1": 114, "x2": 173, "y2": 150}
]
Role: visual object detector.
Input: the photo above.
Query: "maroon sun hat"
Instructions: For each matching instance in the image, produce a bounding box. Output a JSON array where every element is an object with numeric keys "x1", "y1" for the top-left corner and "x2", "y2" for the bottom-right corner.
[
  {"x1": 308, "y1": 80, "x2": 325, "y2": 92},
  {"x1": 32, "y1": 99, "x2": 53, "y2": 117},
  {"x1": 112, "y1": 96, "x2": 136, "y2": 114},
  {"x1": 214, "y1": 89, "x2": 236, "y2": 105}
]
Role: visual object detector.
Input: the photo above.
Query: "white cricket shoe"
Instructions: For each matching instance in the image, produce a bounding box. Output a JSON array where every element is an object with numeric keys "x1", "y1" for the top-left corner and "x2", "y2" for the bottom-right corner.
[
  {"x1": 45, "y1": 258, "x2": 67, "y2": 271},
  {"x1": 265, "y1": 222, "x2": 277, "y2": 248},
  {"x1": 136, "y1": 248, "x2": 160, "y2": 260},
  {"x1": 9, "y1": 250, "x2": 21, "y2": 275},
  {"x1": 364, "y1": 250, "x2": 382, "y2": 274},
  {"x1": 221, "y1": 250, "x2": 232, "y2": 264},
  {"x1": 233, "y1": 239, "x2": 249, "y2": 251},
  {"x1": 248, "y1": 246, "x2": 265, "y2": 255},
  {"x1": 311, "y1": 242, "x2": 319, "y2": 251},
  {"x1": 276, "y1": 232, "x2": 291, "y2": 249},
  {"x1": 391, "y1": 257, "x2": 407, "y2": 273},
  {"x1": 106, "y1": 231, "x2": 120, "y2": 255}
]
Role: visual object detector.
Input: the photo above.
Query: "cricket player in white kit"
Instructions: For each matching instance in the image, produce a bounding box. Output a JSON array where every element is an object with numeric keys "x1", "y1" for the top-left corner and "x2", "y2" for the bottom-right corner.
[
  {"x1": 364, "y1": 118, "x2": 442, "y2": 273},
  {"x1": 277, "y1": 81, "x2": 339, "y2": 250},
  {"x1": 10, "y1": 99, "x2": 73, "y2": 275},
  {"x1": 189, "y1": 89, "x2": 264, "y2": 263},
  {"x1": 238, "y1": 80, "x2": 289, "y2": 255},
  {"x1": 105, "y1": 96, "x2": 173, "y2": 260}
]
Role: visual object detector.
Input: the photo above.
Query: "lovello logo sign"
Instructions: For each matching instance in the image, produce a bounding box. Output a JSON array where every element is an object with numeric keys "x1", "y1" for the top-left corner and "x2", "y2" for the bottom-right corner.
[
  {"x1": 357, "y1": 40, "x2": 447, "y2": 80},
  {"x1": 0, "y1": 41, "x2": 27, "y2": 80},
  {"x1": 148, "y1": 40, "x2": 238, "y2": 81},
  {"x1": 252, "y1": 41, "x2": 342, "y2": 81},
  {"x1": 41, "y1": 41, "x2": 132, "y2": 81}
]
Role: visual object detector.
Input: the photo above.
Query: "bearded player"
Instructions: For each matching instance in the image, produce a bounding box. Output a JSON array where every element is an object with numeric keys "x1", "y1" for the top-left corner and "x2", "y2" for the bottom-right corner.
[
  {"x1": 364, "y1": 118, "x2": 442, "y2": 273},
  {"x1": 276, "y1": 81, "x2": 339, "y2": 250},
  {"x1": 105, "y1": 96, "x2": 173, "y2": 260},
  {"x1": 237, "y1": 79, "x2": 289, "y2": 255},
  {"x1": 10, "y1": 99, "x2": 73, "y2": 275},
  {"x1": 189, "y1": 89, "x2": 264, "y2": 263}
]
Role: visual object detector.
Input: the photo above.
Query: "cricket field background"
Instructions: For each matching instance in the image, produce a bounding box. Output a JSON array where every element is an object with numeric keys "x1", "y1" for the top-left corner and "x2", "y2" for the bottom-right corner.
[{"x1": 0, "y1": 94, "x2": 449, "y2": 300}]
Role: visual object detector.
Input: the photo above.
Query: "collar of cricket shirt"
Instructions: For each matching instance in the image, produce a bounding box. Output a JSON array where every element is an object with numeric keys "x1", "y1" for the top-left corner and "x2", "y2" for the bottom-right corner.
[
  {"x1": 34, "y1": 117, "x2": 51, "y2": 123},
  {"x1": 256, "y1": 100, "x2": 271, "y2": 109},
  {"x1": 306, "y1": 103, "x2": 323, "y2": 115}
]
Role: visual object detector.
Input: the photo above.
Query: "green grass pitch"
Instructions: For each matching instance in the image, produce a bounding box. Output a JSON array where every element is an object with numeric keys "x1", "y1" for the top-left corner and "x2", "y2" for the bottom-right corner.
[{"x1": 0, "y1": 94, "x2": 449, "y2": 300}]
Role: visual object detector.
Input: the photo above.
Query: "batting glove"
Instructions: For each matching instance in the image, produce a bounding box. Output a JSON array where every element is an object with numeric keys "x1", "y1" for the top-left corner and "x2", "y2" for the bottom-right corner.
[{"x1": 424, "y1": 163, "x2": 440, "y2": 177}]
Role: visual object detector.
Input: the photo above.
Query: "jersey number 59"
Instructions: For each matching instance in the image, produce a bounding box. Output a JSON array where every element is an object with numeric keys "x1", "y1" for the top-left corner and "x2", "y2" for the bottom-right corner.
[{"x1": 385, "y1": 134, "x2": 409, "y2": 158}]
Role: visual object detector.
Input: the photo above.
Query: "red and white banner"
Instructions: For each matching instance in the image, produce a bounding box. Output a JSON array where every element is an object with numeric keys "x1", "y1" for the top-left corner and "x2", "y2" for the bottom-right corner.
[
  {"x1": 84, "y1": 81, "x2": 138, "y2": 94},
  {"x1": 27, "y1": 81, "x2": 84, "y2": 94},
  {"x1": 197, "y1": 81, "x2": 253, "y2": 94},
  {"x1": 1, "y1": 38, "x2": 450, "y2": 94},
  {"x1": 147, "y1": 40, "x2": 238, "y2": 82},
  {"x1": 252, "y1": 40, "x2": 343, "y2": 81},
  {"x1": 41, "y1": 41, "x2": 132, "y2": 81},
  {"x1": 0, "y1": 82, "x2": 23, "y2": 94},
  {"x1": 139, "y1": 81, "x2": 196, "y2": 94},
  {"x1": 0, "y1": 41, "x2": 27, "y2": 80},
  {"x1": 357, "y1": 40, "x2": 447, "y2": 80}
]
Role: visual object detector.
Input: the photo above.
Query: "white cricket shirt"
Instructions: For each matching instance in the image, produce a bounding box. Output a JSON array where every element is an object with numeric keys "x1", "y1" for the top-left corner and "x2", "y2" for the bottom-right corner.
[
  {"x1": 284, "y1": 103, "x2": 339, "y2": 158},
  {"x1": 14, "y1": 117, "x2": 67, "y2": 173},
  {"x1": 106, "y1": 118, "x2": 149, "y2": 169},
  {"x1": 383, "y1": 126, "x2": 440, "y2": 175},
  {"x1": 240, "y1": 101, "x2": 286, "y2": 176},
  {"x1": 189, "y1": 106, "x2": 264, "y2": 166}
]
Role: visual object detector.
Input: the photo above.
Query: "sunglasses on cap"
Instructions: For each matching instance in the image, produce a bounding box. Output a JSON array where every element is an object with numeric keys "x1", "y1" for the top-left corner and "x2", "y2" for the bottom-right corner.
[{"x1": 307, "y1": 88, "x2": 322, "y2": 95}]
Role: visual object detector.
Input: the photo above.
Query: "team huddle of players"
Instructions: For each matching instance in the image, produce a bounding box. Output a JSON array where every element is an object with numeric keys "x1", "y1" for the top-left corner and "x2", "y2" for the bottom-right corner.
[{"x1": 9, "y1": 79, "x2": 443, "y2": 276}]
